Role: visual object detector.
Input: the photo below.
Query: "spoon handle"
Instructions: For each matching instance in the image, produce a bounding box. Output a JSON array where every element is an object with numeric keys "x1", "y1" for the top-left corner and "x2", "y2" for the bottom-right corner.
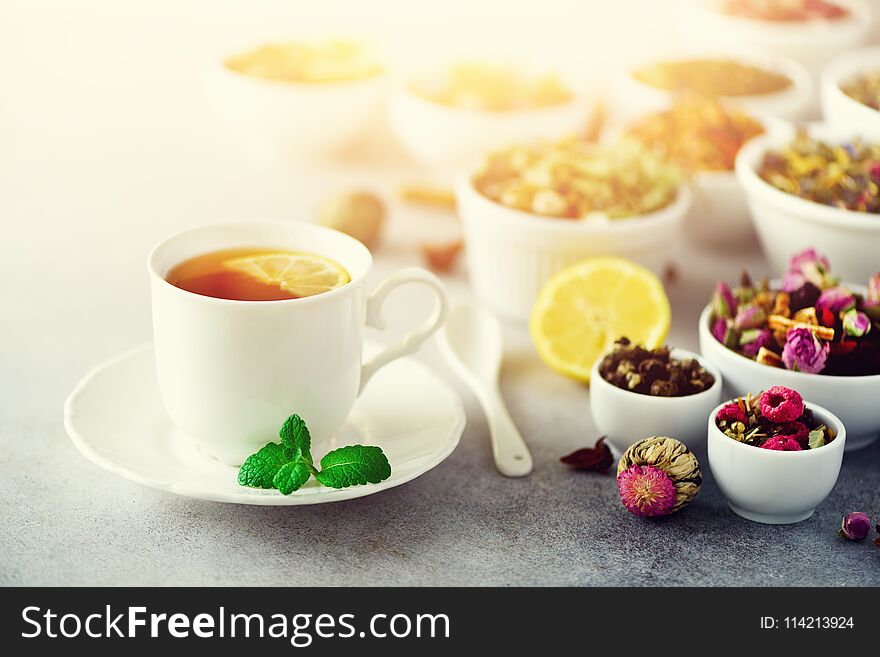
[{"x1": 484, "y1": 390, "x2": 533, "y2": 477}]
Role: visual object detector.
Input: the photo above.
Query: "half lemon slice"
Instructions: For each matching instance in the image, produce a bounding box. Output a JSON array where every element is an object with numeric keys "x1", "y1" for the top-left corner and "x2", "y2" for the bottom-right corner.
[
  {"x1": 529, "y1": 257, "x2": 670, "y2": 382},
  {"x1": 223, "y1": 252, "x2": 350, "y2": 298}
]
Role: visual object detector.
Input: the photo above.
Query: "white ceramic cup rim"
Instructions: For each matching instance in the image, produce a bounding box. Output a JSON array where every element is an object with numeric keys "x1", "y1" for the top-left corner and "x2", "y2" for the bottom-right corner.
[
  {"x1": 147, "y1": 220, "x2": 373, "y2": 308},
  {"x1": 590, "y1": 347, "x2": 723, "y2": 407},
  {"x1": 708, "y1": 399, "x2": 846, "y2": 459}
]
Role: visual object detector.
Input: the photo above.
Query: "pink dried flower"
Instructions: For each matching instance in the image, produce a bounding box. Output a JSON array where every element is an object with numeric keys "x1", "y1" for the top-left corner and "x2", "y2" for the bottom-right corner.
[
  {"x1": 842, "y1": 309, "x2": 871, "y2": 337},
  {"x1": 734, "y1": 303, "x2": 766, "y2": 330},
  {"x1": 776, "y1": 421, "x2": 809, "y2": 447},
  {"x1": 712, "y1": 281, "x2": 737, "y2": 319},
  {"x1": 761, "y1": 435, "x2": 803, "y2": 451},
  {"x1": 815, "y1": 286, "x2": 855, "y2": 317},
  {"x1": 740, "y1": 328, "x2": 773, "y2": 357},
  {"x1": 839, "y1": 512, "x2": 871, "y2": 541},
  {"x1": 711, "y1": 318, "x2": 727, "y2": 343},
  {"x1": 759, "y1": 386, "x2": 804, "y2": 424},
  {"x1": 782, "y1": 327, "x2": 830, "y2": 374},
  {"x1": 717, "y1": 402, "x2": 747, "y2": 425},
  {"x1": 617, "y1": 464, "x2": 677, "y2": 517},
  {"x1": 782, "y1": 248, "x2": 833, "y2": 292}
]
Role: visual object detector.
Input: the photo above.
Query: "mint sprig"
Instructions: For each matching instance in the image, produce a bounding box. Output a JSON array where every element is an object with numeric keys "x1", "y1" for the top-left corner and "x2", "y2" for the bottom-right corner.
[{"x1": 237, "y1": 414, "x2": 391, "y2": 495}]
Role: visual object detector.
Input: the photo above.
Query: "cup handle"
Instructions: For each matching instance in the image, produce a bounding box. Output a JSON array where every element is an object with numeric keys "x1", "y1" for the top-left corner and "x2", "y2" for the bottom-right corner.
[{"x1": 360, "y1": 268, "x2": 449, "y2": 394}]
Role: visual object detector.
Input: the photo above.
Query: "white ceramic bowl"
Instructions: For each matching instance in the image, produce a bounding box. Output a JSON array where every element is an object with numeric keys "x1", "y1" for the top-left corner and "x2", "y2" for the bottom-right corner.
[
  {"x1": 678, "y1": 0, "x2": 872, "y2": 108},
  {"x1": 388, "y1": 69, "x2": 594, "y2": 171},
  {"x1": 454, "y1": 171, "x2": 691, "y2": 322},
  {"x1": 736, "y1": 122, "x2": 880, "y2": 284},
  {"x1": 822, "y1": 46, "x2": 880, "y2": 141},
  {"x1": 204, "y1": 44, "x2": 385, "y2": 162},
  {"x1": 611, "y1": 48, "x2": 813, "y2": 123},
  {"x1": 699, "y1": 300, "x2": 880, "y2": 451},
  {"x1": 590, "y1": 348, "x2": 723, "y2": 454},
  {"x1": 707, "y1": 400, "x2": 845, "y2": 524}
]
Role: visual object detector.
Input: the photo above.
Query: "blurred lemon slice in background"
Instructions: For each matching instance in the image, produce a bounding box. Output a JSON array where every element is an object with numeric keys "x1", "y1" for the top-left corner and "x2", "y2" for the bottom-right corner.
[
  {"x1": 529, "y1": 257, "x2": 670, "y2": 382},
  {"x1": 224, "y1": 253, "x2": 350, "y2": 298}
]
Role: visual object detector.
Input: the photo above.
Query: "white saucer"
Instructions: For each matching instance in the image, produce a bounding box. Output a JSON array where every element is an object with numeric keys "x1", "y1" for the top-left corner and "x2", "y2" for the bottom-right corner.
[{"x1": 64, "y1": 342, "x2": 465, "y2": 505}]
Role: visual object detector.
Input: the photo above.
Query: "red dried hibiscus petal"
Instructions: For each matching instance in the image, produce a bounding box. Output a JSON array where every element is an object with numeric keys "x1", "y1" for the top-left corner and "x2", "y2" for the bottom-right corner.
[{"x1": 560, "y1": 437, "x2": 613, "y2": 473}]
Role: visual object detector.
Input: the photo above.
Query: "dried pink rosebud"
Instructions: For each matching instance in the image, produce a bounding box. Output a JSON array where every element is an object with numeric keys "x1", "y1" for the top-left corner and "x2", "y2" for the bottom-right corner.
[
  {"x1": 864, "y1": 300, "x2": 880, "y2": 322},
  {"x1": 839, "y1": 512, "x2": 871, "y2": 541},
  {"x1": 759, "y1": 386, "x2": 804, "y2": 424},
  {"x1": 782, "y1": 248, "x2": 833, "y2": 292},
  {"x1": 842, "y1": 309, "x2": 871, "y2": 337},
  {"x1": 712, "y1": 282, "x2": 737, "y2": 319},
  {"x1": 868, "y1": 273, "x2": 880, "y2": 303},
  {"x1": 739, "y1": 328, "x2": 773, "y2": 357},
  {"x1": 782, "y1": 327, "x2": 829, "y2": 374},
  {"x1": 815, "y1": 286, "x2": 855, "y2": 317},
  {"x1": 776, "y1": 421, "x2": 809, "y2": 447},
  {"x1": 734, "y1": 303, "x2": 766, "y2": 330},
  {"x1": 616, "y1": 464, "x2": 677, "y2": 517},
  {"x1": 711, "y1": 317, "x2": 737, "y2": 348},
  {"x1": 717, "y1": 402, "x2": 747, "y2": 425},
  {"x1": 761, "y1": 435, "x2": 803, "y2": 451}
]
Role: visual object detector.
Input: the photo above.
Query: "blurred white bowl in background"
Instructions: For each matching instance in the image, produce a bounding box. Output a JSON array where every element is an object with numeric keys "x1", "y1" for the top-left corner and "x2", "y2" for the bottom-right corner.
[
  {"x1": 454, "y1": 169, "x2": 690, "y2": 322},
  {"x1": 822, "y1": 46, "x2": 880, "y2": 141},
  {"x1": 610, "y1": 48, "x2": 813, "y2": 123},
  {"x1": 204, "y1": 45, "x2": 386, "y2": 163},
  {"x1": 736, "y1": 122, "x2": 880, "y2": 285},
  {"x1": 388, "y1": 68, "x2": 595, "y2": 171}
]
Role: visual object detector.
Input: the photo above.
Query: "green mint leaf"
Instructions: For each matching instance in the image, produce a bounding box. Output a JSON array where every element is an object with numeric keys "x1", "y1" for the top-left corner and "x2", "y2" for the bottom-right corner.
[
  {"x1": 808, "y1": 426, "x2": 827, "y2": 450},
  {"x1": 279, "y1": 414, "x2": 312, "y2": 464},
  {"x1": 314, "y1": 445, "x2": 391, "y2": 489},
  {"x1": 273, "y1": 460, "x2": 312, "y2": 495},
  {"x1": 237, "y1": 442, "x2": 297, "y2": 489}
]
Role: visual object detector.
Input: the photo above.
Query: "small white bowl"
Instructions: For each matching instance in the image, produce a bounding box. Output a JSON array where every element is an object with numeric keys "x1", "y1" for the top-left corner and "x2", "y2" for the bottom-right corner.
[
  {"x1": 678, "y1": 0, "x2": 872, "y2": 103},
  {"x1": 698, "y1": 300, "x2": 880, "y2": 450},
  {"x1": 736, "y1": 121, "x2": 880, "y2": 285},
  {"x1": 822, "y1": 46, "x2": 880, "y2": 141},
  {"x1": 590, "y1": 348, "x2": 723, "y2": 454},
  {"x1": 204, "y1": 42, "x2": 385, "y2": 162},
  {"x1": 454, "y1": 170, "x2": 691, "y2": 322},
  {"x1": 707, "y1": 400, "x2": 846, "y2": 524},
  {"x1": 611, "y1": 48, "x2": 813, "y2": 123},
  {"x1": 388, "y1": 68, "x2": 595, "y2": 171}
]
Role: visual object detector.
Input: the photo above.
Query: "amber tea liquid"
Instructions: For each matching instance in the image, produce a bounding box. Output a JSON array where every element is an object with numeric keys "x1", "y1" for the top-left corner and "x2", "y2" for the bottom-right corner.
[{"x1": 166, "y1": 247, "x2": 348, "y2": 301}]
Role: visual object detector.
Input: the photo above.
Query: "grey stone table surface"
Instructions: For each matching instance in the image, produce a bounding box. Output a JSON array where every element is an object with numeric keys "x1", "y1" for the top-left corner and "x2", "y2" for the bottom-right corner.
[{"x1": 2, "y1": 5, "x2": 880, "y2": 586}]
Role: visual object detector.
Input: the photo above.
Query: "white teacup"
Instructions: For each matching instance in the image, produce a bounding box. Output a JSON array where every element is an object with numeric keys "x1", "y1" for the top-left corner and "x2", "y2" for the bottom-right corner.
[{"x1": 148, "y1": 221, "x2": 449, "y2": 465}]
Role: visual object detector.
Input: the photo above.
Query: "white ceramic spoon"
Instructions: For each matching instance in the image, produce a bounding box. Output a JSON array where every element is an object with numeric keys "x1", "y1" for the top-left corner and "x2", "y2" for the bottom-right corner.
[{"x1": 438, "y1": 303, "x2": 533, "y2": 477}]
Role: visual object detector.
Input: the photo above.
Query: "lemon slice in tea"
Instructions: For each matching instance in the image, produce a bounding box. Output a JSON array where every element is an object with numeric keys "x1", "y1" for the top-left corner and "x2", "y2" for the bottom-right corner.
[
  {"x1": 224, "y1": 252, "x2": 350, "y2": 298},
  {"x1": 529, "y1": 257, "x2": 670, "y2": 382}
]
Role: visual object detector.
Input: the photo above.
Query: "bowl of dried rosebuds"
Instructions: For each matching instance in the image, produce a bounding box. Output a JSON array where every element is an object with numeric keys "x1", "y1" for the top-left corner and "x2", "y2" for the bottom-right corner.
[
  {"x1": 699, "y1": 249, "x2": 880, "y2": 450},
  {"x1": 708, "y1": 387, "x2": 846, "y2": 525},
  {"x1": 456, "y1": 137, "x2": 690, "y2": 321}
]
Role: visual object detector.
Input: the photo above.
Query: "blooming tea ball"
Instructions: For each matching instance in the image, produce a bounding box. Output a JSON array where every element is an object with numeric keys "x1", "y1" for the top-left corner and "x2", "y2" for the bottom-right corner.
[{"x1": 616, "y1": 436, "x2": 701, "y2": 516}]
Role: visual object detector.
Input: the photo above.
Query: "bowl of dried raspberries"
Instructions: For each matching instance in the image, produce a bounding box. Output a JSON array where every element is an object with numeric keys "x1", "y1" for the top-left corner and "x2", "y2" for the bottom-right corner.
[
  {"x1": 456, "y1": 137, "x2": 689, "y2": 320},
  {"x1": 736, "y1": 123, "x2": 880, "y2": 284},
  {"x1": 707, "y1": 386, "x2": 846, "y2": 525},
  {"x1": 699, "y1": 248, "x2": 880, "y2": 450},
  {"x1": 822, "y1": 46, "x2": 880, "y2": 141},
  {"x1": 590, "y1": 338, "x2": 722, "y2": 453}
]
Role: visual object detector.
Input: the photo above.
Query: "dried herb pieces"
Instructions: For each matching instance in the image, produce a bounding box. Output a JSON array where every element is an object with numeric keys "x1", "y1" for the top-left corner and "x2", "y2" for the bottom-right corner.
[
  {"x1": 757, "y1": 131, "x2": 880, "y2": 213},
  {"x1": 627, "y1": 94, "x2": 764, "y2": 172},
  {"x1": 709, "y1": 249, "x2": 880, "y2": 376},
  {"x1": 715, "y1": 386, "x2": 836, "y2": 450},
  {"x1": 632, "y1": 59, "x2": 792, "y2": 97},
  {"x1": 560, "y1": 437, "x2": 613, "y2": 473},
  {"x1": 598, "y1": 337, "x2": 714, "y2": 397},
  {"x1": 841, "y1": 69, "x2": 880, "y2": 112},
  {"x1": 472, "y1": 138, "x2": 679, "y2": 219}
]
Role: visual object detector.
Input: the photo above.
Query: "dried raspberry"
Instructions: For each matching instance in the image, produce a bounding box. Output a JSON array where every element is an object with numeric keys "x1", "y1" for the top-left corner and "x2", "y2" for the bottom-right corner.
[
  {"x1": 716, "y1": 402, "x2": 747, "y2": 425},
  {"x1": 759, "y1": 386, "x2": 804, "y2": 424},
  {"x1": 761, "y1": 435, "x2": 804, "y2": 451}
]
